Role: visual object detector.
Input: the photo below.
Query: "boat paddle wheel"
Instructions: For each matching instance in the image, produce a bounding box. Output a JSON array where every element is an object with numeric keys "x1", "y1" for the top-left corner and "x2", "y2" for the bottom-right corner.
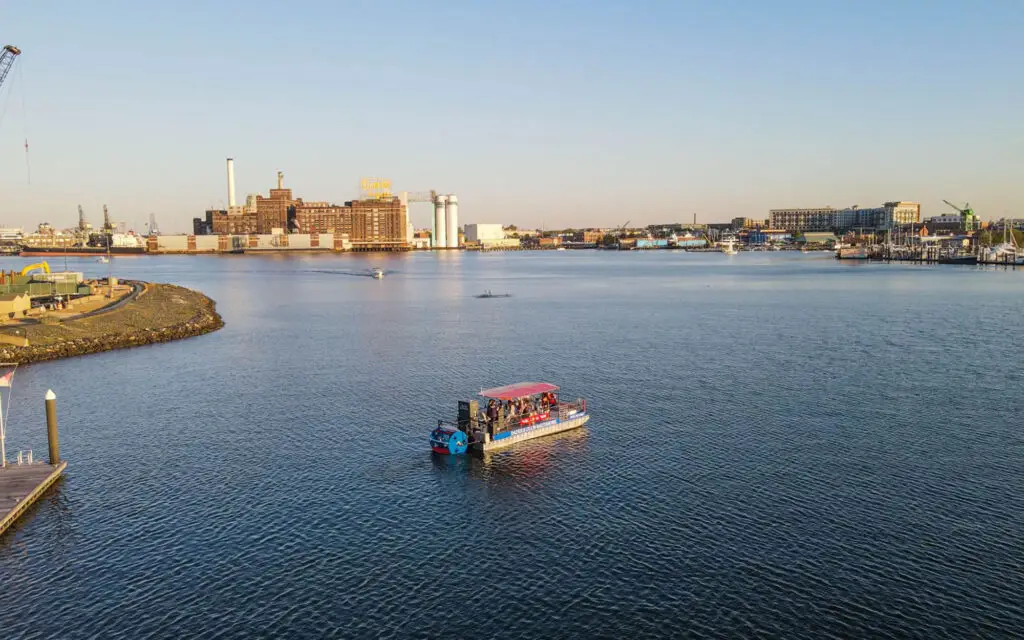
[{"x1": 429, "y1": 422, "x2": 469, "y2": 455}]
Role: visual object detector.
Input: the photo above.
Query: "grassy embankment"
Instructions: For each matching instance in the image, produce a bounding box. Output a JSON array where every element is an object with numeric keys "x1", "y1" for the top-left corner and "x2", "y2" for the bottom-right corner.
[{"x1": 0, "y1": 283, "x2": 224, "y2": 364}]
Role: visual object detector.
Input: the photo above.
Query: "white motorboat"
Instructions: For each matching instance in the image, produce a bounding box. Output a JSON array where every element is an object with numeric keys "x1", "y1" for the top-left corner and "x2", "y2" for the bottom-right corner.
[
  {"x1": 371, "y1": 268, "x2": 384, "y2": 279},
  {"x1": 720, "y1": 236, "x2": 739, "y2": 255}
]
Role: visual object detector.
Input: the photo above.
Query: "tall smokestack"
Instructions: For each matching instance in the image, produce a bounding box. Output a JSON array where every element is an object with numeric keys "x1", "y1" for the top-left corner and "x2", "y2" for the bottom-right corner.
[{"x1": 227, "y1": 158, "x2": 237, "y2": 208}]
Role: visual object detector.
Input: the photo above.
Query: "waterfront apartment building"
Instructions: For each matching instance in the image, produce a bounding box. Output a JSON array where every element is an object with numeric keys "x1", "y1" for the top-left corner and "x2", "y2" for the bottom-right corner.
[
  {"x1": 769, "y1": 207, "x2": 837, "y2": 232},
  {"x1": 770, "y1": 201, "x2": 920, "y2": 232}
]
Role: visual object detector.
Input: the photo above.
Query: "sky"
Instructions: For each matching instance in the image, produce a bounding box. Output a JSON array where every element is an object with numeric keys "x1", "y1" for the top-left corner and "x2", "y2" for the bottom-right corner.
[{"x1": 0, "y1": 0, "x2": 1021, "y2": 232}]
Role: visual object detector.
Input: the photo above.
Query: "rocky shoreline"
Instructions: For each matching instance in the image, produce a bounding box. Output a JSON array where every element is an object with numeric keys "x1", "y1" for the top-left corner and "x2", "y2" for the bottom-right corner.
[{"x1": 0, "y1": 283, "x2": 224, "y2": 365}]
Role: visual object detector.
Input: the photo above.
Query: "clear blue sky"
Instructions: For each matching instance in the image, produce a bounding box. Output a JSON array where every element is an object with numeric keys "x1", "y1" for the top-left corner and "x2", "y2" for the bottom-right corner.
[{"x1": 0, "y1": 0, "x2": 1021, "y2": 232}]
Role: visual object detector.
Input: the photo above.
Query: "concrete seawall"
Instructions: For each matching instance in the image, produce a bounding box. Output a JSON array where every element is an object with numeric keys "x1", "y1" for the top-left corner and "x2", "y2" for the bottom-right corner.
[{"x1": 0, "y1": 283, "x2": 224, "y2": 365}]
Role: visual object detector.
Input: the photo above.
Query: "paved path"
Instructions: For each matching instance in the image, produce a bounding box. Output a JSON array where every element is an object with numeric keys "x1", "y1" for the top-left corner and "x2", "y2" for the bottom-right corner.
[
  {"x1": 2, "y1": 280, "x2": 144, "y2": 327},
  {"x1": 61, "y1": 280, "x2": 144, "y2": 320}
]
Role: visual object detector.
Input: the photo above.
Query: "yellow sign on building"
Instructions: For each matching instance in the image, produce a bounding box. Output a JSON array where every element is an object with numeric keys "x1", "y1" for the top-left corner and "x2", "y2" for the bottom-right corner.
[{"x1": 360, "y1": 177, "x2": 393, "y2": 200}]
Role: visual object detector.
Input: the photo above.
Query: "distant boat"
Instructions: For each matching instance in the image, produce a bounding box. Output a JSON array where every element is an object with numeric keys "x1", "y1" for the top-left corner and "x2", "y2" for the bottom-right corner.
[
  {"x1": 371, "y1": 268, "x2": 384, "y2": 279},
  {"x1": 98, "y1": 256, "x2": 109, "y2": 263},
  {"x1": 938, "y1": 254, "x2": 978, "y2": 265},
  {"x1": 978, "y1": 225, "x2": 1024, "y2": 265},
  {"x1": 475, "y1": 290, "x2": 511, "y2": 299},
  {"x1": 837, "y1": 246, "x2": 870, "y2": 260},
  {"x1": 720, "y1": 236, "x2": 739, "y2": 255}
]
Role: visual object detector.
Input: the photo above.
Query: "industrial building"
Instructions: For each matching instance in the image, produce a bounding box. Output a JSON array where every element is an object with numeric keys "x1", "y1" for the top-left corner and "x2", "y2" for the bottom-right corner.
[
  {"x1": 295, "y1": 202, "x2": 347, "y2": 233},
  {"x1": 256, "y1": 172, "x2": 297, "y2": 233},
  {"x1": 194, "y1": 158, "x2": 413, "y2": 250}
]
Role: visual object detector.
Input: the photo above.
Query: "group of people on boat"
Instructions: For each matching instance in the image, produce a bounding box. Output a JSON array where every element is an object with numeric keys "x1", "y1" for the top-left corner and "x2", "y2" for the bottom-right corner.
[{"x1": 484, "y1": 392, "x2": 558, "y2": 432}]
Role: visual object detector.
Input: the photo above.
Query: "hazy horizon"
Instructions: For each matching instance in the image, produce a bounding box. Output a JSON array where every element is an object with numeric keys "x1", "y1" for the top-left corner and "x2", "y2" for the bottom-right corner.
[{"x1": 0, "y1": 0, "x2": 1021, "y2": 233}]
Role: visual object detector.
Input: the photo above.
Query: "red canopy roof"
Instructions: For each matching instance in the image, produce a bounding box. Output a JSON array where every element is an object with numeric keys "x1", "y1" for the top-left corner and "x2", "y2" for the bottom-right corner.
[{"x1": 479, "y1": 382, "x2": 559, "y2": 400}]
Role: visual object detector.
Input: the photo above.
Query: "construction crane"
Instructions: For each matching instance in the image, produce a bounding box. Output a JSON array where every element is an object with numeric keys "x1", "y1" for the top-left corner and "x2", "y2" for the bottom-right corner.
[
  {"x1": 102, "y1": 204, "x2": 116, "y2": 232},
  {"x1": 0, "y1": 45, "x2": 20, "y2": 93},
  {"x1": 20, "y1": 262, "x2": 50, "y2": 277},
  {"x1": 943, "y1": 199, "x2": 979, "y2": 232},
  {"x1": 942, "y1": 199, "x2": 972, "y2": 216}
]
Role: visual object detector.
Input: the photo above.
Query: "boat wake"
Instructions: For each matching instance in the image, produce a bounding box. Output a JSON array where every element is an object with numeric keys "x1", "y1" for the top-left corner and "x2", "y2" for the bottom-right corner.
[{"x1": 305, "y1": 269, "x2": 395, "y2": 278}]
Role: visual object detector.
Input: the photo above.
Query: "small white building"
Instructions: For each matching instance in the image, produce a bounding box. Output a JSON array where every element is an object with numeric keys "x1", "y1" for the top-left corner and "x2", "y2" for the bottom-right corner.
[{"x1": 464, "y1": 224, "x2": 505, "y2": 242}]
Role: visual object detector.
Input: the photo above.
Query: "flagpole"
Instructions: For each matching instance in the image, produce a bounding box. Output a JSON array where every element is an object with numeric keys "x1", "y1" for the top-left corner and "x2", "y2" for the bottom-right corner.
[
  {"x1": 0, "y1": 363, "x2": 18, "y2": 468},
  {"x1": 0, "y1": 390, "x2": 5, "y2": 468}
]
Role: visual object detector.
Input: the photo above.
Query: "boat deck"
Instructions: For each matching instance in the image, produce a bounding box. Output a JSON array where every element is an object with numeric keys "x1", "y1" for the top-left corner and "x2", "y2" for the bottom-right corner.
[
  {"x1": 0, "y1": 462, "x2": 66, "y2": 537},
  {"x1": 477, "y1": 413, "x2": 590, "y2": 452}
]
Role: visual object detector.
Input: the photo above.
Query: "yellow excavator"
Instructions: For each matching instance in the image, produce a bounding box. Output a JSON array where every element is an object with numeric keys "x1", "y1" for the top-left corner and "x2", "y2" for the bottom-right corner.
[{"x1": 20, "y1": 261, "x2": 51, "y2": 277}]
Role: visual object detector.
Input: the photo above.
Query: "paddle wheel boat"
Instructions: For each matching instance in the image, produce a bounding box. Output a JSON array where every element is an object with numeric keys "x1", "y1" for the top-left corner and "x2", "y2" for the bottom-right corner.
[{"x1": 430, "y1": 382, "x2": 589, "y2": 454}]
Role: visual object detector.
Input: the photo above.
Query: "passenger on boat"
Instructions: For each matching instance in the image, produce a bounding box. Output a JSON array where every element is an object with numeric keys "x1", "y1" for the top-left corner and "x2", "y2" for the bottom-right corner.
[{"x1": 486, "y1": 400, "x2": 499, "y2": 431}]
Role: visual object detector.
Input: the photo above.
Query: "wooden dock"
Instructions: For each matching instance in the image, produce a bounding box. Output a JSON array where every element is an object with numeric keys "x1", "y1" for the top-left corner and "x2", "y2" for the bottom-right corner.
[{"x1": 0, "y1": 461, "x2": 67, "y2": 537}]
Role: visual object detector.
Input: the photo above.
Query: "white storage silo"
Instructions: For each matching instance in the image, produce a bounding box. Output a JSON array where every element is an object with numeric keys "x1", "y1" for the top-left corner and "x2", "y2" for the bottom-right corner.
[
  {"x1": 445, "y1": 195, "x2": 459, "y2": 248},
  {"x1": 434, "y1": 195, "x2": 448, "y2": 248}
]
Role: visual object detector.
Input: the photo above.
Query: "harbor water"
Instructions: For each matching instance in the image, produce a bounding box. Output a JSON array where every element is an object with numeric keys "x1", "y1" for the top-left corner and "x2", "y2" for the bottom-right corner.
[{"x1": 0, "y1": 252, "x2": 1021, "y2": 638}]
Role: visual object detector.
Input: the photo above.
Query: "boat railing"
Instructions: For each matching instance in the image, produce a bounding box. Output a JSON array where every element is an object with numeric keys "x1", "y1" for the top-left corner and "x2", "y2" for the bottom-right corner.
[{"x1": 489, "y1": 398, "x2": 585, "y2": 432}]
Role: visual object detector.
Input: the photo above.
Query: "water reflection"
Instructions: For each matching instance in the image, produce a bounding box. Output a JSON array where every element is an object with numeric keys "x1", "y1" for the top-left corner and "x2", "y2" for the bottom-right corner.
[
  {"x1": 430, "y1": 427, "x2": 591, "y2": 484},
  {"x1": 0, "y1": 478, "x2": 69, "y2": 557}
]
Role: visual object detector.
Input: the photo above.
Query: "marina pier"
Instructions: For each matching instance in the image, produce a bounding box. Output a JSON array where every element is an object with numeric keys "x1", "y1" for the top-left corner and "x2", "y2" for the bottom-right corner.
[{"x1": 0, "y1": 390, "x2": 66, "y2": 537}]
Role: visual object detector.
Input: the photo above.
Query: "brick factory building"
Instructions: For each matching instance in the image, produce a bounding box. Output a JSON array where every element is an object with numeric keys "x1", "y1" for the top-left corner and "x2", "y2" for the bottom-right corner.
[
  {"x1": 257, "y1": 186, "x2": 298, "y2": 233},
  {"x1": 206, "y1": 209, "x2": 258, "y2": 235},
  {"x1": 293, "y1": 197, "x2": 408, "y2": 248},
  {"x1": 198, "y1": 172, "x2": 410, "y2": 249},
  {"x1": 295, "y1": 202, "x2": 347, "y2": 233},
  {"x1": 346, "y1": 198, "x2": 407, "y2": 249}
]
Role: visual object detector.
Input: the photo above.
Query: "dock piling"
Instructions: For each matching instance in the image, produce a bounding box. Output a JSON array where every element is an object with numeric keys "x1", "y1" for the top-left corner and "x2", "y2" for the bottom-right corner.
[{"x1": 45, "y1": 390, "x2": 59, "y2": 464}]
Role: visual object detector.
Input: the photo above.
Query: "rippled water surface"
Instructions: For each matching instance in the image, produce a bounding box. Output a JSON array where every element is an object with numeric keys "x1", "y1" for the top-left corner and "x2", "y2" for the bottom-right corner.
[{"x1": 1, "y1": 252, "x2": 1022, "y2": 639}]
